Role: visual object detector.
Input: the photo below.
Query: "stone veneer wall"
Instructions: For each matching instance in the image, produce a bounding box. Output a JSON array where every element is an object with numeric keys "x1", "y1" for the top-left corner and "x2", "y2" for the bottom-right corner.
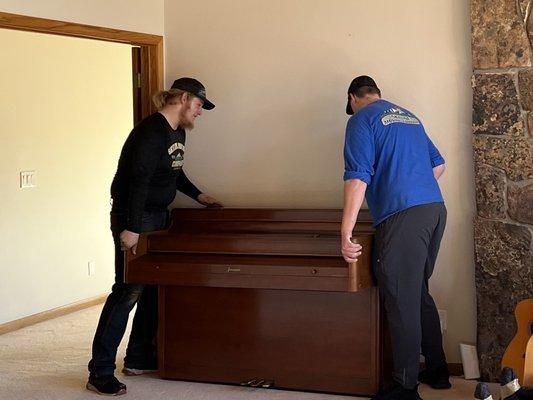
[{"x1": 471, "y1": 0, "x2": 533, "y2": 381}]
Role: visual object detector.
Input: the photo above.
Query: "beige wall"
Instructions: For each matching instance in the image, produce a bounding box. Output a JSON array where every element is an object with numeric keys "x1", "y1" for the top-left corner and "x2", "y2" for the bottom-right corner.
[
  {"x1": 165, "y1": 0, "x2": 475, "y2": 363},
  {"x1": 0, "y1": 0, "x2": 164, "y2": 35},
  {"x1": 0, "y1": 29, "x2": 133, "y2": 324}
]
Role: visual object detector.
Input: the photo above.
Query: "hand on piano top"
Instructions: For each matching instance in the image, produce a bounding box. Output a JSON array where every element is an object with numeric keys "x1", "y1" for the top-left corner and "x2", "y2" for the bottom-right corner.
[
  {"x1": 341, "y1": 236, "x2": 363, "y2": 263},
  {"x1": 197, "y1": 193, "x2": 223, "y2": 208},
  {"x1": 120, "y1": 230, "x2": 140, "y2": 255}
]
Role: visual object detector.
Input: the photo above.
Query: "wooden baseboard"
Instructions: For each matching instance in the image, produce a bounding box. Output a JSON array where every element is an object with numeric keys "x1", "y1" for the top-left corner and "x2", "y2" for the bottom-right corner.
[
  {"x1": 448, "y1": 363, "x2": 464, "y2": 376},
  {"x1": 0, "y1": 294, "x2": 108, "y2": 335}
]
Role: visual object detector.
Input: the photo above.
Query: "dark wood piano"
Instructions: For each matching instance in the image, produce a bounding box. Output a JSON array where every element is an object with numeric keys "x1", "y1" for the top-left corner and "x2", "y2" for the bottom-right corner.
[{"x1": 125, "y1": 208, "x2": 389, "y2": 396}]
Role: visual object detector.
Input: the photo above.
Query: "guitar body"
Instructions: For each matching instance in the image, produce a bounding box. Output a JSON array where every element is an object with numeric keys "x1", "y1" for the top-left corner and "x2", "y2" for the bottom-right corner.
[
  {"x1": 502, "y1": 299, "x2": 533, "y2": 385},
  {"x1": 524, "y1": 334, "x2": 533, "y2": 386}
]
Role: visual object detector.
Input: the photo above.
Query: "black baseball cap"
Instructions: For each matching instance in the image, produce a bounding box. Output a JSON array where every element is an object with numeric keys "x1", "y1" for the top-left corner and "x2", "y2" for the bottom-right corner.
[
  {"x1": 346, "y1": 75, "x2": 379, "y2": 115},
  {"x1": 171, "y1": 77, "x2": 215, "y2": 110}
]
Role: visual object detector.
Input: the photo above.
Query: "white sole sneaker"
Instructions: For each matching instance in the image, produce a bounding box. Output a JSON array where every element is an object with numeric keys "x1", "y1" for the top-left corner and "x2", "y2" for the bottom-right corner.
[
  {"x1": 121, "y1": 367, "x2": 157, "y2": 376},
  {"x1": 86, "y1": 382, "x2": 127, "y2": 396}
]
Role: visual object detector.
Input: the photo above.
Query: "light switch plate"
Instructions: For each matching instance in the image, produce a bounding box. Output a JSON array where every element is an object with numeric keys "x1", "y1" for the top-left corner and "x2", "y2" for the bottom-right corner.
[
  {"x1": 20, "y1": 171, "x2": 36, "y2": 188},
  {"x1": 88, "y1": 261, "x2": 96, "y2": 276}
]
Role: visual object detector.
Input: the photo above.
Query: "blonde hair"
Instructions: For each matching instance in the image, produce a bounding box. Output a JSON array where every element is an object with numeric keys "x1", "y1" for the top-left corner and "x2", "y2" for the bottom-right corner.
[{"x1": 152, "y1": 88, "x2": 188, "y2": 110}]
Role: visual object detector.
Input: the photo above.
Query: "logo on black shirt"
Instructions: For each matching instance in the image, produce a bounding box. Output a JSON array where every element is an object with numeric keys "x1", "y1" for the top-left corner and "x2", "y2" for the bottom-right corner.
[{"x1": 168, "y1": 142, "x2": 185, "y2": 170}]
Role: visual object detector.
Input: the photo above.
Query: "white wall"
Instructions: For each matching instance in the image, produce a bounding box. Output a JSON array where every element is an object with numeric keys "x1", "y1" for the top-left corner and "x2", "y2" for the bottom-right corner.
[
  {"x1": 0, "y1": 29, "x2": 132, "y2": 324},
  {"x1": 165, "y1": 0, "x2": 475, "y2": 363},
  {"x1": 0, "y1": 0, "x2": 163, "y2": 324},
  {"x1": 0, "y1": 0, "x2": 476, "y2": 365},
  {"x1": 0, "y1": 0, "x2": 164, "y2": 35}
]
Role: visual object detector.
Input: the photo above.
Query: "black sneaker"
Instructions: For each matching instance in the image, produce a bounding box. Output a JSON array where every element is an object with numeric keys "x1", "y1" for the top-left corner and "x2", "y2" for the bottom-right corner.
[
  {"x1": 122, "y1": 359, "x2": 158, "y2": 376},
  {"x1": 500, "y1": 367, "x2": 521, "y2": 400},
  {"x1": 372, "y1": 382, "x2": 423, "y2": 400},
  {"x1": 86, "y1": 375, "x2": 127, "y2": 396},
  {"x1": 475, "y1": 382, "x2": 493, "y2": 400},
  {"x1": 418, "y1": 364, "x2": 451, "y2": 389}
]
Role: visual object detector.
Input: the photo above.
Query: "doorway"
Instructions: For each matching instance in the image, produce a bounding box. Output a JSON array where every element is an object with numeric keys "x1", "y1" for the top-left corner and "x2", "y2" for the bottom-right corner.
[{"x1": 0, "y1": 12, "x2": 163, "y2": 329}]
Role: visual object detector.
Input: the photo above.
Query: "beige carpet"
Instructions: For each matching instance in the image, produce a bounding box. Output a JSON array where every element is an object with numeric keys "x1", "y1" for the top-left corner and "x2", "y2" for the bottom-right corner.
[{"x1": 0, "y1": 304, "x2": 498, "y2": 400}]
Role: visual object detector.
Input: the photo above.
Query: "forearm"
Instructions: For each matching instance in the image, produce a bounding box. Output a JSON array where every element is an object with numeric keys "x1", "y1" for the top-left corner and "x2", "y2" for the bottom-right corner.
[
  {"x1": 341, "y1": 179, "x2": 367, "y2": 238},
  {"x1": 433, "y1": 163, "x2": 445, "y2": 180},
  {"x1": 176, "y1": 169, "x2": 202, "y2": 200}
]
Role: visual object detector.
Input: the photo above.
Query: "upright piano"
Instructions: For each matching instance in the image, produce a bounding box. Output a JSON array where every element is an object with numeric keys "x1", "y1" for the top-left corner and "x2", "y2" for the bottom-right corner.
[{"x1": 125, "y1": 208, "x2": 389, "y2": 396}]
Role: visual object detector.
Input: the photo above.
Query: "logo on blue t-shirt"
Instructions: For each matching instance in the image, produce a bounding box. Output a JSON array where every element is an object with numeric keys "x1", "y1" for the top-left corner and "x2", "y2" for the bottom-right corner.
[{"x1": 381, "y1": 107, "x2": 420, "y2": 126}]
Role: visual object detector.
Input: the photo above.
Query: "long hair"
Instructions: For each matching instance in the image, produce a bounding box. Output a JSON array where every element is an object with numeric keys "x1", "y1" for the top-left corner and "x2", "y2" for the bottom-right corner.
[{"x1": 152, "y1": 88, "x2": 188, "y2": 110}]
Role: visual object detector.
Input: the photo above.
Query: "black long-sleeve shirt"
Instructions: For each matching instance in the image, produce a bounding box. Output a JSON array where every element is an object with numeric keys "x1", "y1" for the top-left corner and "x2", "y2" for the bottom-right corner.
[{"x1": 111, "y1": 112, "x2": 201, "y2": 232}]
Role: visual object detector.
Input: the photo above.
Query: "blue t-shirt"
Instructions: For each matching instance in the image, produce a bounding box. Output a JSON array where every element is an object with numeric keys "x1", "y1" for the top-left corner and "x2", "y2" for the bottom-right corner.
[{"x1": 343, "y1": 99, "x2": 444, "y2": 226}]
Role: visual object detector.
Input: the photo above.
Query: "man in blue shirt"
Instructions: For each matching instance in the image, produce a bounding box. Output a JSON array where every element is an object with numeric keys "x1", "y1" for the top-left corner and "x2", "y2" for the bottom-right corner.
[{"x1": 341, "y1": 76, "x2": 449, "y2": 400}]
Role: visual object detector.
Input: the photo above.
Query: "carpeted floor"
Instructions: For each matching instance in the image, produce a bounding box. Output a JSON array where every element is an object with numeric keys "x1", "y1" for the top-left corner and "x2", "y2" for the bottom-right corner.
[{"x1": 0, "y1": 304, "x2": 498, "y2": 400}]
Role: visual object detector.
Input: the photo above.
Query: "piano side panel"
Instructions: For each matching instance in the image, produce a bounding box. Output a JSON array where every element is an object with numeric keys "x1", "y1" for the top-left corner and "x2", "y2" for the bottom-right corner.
[
  {"x1": 159, "y1": 286, "x2": 380, "y2": 396},
  {"x1": 349, "y1": 235, "x2": 375, "y2": 291}
]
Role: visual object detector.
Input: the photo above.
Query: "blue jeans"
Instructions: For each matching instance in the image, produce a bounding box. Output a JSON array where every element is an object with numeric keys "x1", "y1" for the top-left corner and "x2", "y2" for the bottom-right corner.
[{"x1": 88, "y1": 209, "x2": 169, "y2": 377}]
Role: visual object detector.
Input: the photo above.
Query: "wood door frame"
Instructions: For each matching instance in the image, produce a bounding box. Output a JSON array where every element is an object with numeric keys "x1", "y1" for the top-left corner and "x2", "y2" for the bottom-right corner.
[{"x1": 0, "y1": 11, "x2": 163, "y2": 118}]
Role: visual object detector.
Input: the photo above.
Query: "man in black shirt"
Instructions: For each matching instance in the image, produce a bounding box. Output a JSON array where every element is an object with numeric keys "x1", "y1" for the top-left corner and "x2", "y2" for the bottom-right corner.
[{"x1": 87, "y1": 78, "x2": 222, "y2": 396}]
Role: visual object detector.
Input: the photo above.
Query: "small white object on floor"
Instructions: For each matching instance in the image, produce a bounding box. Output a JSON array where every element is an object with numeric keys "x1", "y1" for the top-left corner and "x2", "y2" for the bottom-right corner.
[{"x1": 460, "y1": 342, "x2": 481, "y2": 379}]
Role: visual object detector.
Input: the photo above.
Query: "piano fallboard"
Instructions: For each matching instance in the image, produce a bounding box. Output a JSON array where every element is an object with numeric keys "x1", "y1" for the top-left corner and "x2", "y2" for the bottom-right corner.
[{"x1": 126, "y1": 250, "x2": 372, "y2": 292}]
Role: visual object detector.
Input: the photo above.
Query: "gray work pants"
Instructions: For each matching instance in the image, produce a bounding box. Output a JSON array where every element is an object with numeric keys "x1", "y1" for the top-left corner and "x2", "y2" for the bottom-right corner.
[{"x1": 373, "y1": 202, "x2": 447, "y2": 389}]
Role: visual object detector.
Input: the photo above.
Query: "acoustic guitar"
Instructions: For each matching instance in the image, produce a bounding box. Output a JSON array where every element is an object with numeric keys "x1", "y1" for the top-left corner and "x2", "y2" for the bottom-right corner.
[{"x1": 502, "y1": 299, "x2": 533, "y2": 386}]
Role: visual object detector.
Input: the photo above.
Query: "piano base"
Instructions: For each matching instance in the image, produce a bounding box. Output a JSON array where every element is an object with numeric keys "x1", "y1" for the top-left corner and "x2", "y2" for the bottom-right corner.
[{"x1": 158, "y1": 285, "x2": 387, "y2": 396}]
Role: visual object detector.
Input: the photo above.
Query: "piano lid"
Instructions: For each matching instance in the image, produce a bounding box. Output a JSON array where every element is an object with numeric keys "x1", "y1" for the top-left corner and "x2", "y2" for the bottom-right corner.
[{"x1": 168, "y1": 208, "x2": 374, "y2": 235}]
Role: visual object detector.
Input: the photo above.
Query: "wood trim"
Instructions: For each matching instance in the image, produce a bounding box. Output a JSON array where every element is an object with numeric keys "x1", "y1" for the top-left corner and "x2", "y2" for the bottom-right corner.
[
  {"x1": 448, "y1": 362, "x2": 464, "y2": 377},
  {"x1": 0, "y1": 11, "x2": 161, "y2": 44},
  {"x1": 132, "y1": 47, "x2": 142, "y2": 125},
  {"x1": 0, "y1": 294, "x2": 107, "y2": 335},
  {"x1": 140, "y1": 46, "x2": 153, "y2": 117},
  {"x1": 0, "y1": 11, "x2": 164, "y2": 119}
]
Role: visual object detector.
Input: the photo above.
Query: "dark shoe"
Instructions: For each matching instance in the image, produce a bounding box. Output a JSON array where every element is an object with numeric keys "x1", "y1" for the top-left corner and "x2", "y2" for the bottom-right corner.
[
  {"x1": 122, "y1": 360, "x2": 158, "y2": 376},
  {"x1": 475, "y1": 382, "x2": 493, "y2": 400},
  {"x1": 372, "y1": 382, "x2": 422, "y2": 400},
  {"x1": 419, "y1": 364, "x2": 451, "y2": 389},
  {"x1": 500, "y1": 367, "x2": 521, "y2": 400},
  {"x1": 86, "y1": 375, "x2": 127, "y2": 396}
]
